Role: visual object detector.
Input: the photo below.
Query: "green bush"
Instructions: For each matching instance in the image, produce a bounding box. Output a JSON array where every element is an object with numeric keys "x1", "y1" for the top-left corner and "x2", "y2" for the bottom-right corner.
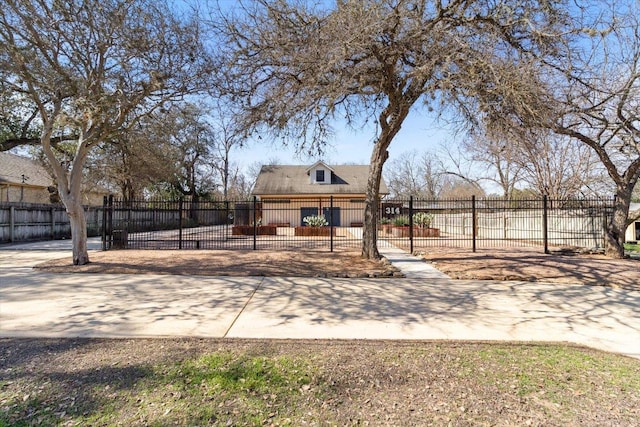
[
  {"x1": 393, "y1": 215, "x2": 409, "y2": 226},
  {"x1": 413, "y1": 212, "x2": 434, "y2": 228}
]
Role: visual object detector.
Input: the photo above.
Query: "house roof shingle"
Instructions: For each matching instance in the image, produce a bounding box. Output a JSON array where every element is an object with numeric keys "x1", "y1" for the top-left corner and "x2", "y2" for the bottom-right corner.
[
  {"x1": 252, "y1": 164, "x2": 388, "y2": 196},
  {"x1": 0, "y1": 152, "x2": 53, "y2": 188}
]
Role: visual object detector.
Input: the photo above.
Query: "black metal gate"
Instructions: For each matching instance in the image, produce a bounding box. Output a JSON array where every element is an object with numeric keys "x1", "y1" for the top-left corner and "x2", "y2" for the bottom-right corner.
[{"x1": 102, "y1": 195, "x2": 613, "y2": 253}]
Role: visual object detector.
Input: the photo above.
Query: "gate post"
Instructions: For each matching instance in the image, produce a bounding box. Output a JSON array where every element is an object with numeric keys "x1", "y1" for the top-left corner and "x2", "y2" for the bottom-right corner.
[
  {"x1": 472, "y1": 195, "x2": 477, "y2": 253},
  {"x1": 178, "y1": 198, "x2": 183, "y2": 250},
  {"x1": 409, "y1": 196, "x2": 414, "y2": 254},
  {"x1": 253, "y1": 196, "x2": 257, "y2": 250},
  {"x1": 102, "y1": 196, "x2": 107, "y2": 251},
  {"x1": 330, "y1": 196, "x2": 334, "y2": 252},
  {"x1": 543, "y1": 195, "x2": 549, "y2": 254}
]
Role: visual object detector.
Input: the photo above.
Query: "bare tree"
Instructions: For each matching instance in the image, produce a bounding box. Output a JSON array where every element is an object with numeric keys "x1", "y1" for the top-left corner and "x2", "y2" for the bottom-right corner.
[
  {"x1": 461, "y1": 131, "x2": 523, "y2": 199},
  {"x1": 243, "y1": 157, "x2": 282, "y2": 198},
  {"x1": 209, "y1": 100, "x2": 246, "y2": 199},
  {"x1": 419, "y1": 153, "x2": 447, "y2": 199},
  {"x1": 385, "y1": 151, "x2": 427, "y2": 198},
  {"x1": 467, "y1": 1, "x2": 639, "y2": 257},
  {"x1": 384, "y1": 151, "x2": 445, "y2": 198},
  {"x1": 0, "y1": 0, "x2": 213, "y2": 264},
  {"x1": 514, "y1": 131, "x2": 609, "y2": 199},
  {"x1": 439, "y1": 176, "x2": 485, "y2": 199},
  {"x1": 554, "y1": 4, "x2": 640, "y2": 257},
  {"x1": 463, "y1": 127, "x2": 610, "y2": 200},
  {"x1": 214, "y1": 0, "x2": 562, "y2": 259},
  {"x1": 224, "y1": 168, "x2": 254, "y2": 200}
]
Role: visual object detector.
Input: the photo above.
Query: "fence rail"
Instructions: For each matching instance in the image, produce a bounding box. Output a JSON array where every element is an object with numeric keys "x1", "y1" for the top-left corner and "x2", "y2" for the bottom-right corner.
[
  {"x1": 101, "y1": 195, "x2": 614, "y2": 253},
  {"x1": 0, "y1": 202, "x2": 103, "y2": 243}
]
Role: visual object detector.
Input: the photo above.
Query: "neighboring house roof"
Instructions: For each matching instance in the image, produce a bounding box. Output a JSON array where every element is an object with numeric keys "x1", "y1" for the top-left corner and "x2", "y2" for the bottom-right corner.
[
  {"x1": 0, "y1": 152, "x2": 52, "y2": 188},
  {"x1": 253, "y1": 163, "x2": 389, "y2": 196}
]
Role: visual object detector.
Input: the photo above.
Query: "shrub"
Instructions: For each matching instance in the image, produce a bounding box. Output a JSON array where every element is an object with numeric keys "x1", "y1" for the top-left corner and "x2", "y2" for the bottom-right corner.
[
  {"x1": 303, "y1": 214, "x2": 328, "y2": 227},
  {"x1": 393, "y1": 215, "x2": 409, "y2": 226},
  {"x1": 413, "y1": 212, "x2": 434, "y2": 228}
]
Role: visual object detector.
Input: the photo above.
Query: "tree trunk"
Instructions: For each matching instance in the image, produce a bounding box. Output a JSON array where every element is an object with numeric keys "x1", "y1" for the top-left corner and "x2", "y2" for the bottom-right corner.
[
  {"x1": 362, "y1": 94, "x2": 414, "y2": 259},
  {"x1": 66, "y1": 197, "x2": 90, "y2": 265},
  {"x1": 605, "y1": 185, "x2": 632, "y2": 259},
  {"x1": 362, "y1": 137, "x2": 391, "y2": 260},
  {"x1": 190, "y1": 193, "x2": 200, "y2": 223},
  {"x1": 41, "y1": 122, "x2": 92, "y2": 265}
]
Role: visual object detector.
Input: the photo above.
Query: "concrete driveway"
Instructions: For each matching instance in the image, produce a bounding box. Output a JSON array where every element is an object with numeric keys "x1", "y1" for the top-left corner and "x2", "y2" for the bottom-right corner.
[{"x1": 1, "y1": 239, "x2": 639, "y2": 359}]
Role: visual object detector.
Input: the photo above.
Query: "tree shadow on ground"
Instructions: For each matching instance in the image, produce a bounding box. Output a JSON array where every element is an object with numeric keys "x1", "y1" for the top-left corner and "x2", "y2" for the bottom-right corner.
[
  {"x1": 236, "y1": 277, "x2": 640, "y2": 358},
  {"x1": 418, "y1": 247, "x2": 640, "y2": 290}
]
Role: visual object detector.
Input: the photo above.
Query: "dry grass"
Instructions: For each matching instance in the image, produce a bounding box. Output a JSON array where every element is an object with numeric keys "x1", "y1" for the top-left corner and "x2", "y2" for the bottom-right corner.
[
  {"x1": 1, "y1": 338, "x2": 639, "y2": 427},
  {"x1": 35, "y1": 245, "x2": 639, "y2": 291},
  {"x1": 417, "y1": 246, "x2": 639, "y2": 291}
]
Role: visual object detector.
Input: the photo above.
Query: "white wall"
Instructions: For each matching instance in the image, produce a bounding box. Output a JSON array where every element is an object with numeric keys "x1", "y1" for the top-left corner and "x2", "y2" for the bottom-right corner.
[{"x1": 431, "y1": 209, "x2": 607, "y2": 249}]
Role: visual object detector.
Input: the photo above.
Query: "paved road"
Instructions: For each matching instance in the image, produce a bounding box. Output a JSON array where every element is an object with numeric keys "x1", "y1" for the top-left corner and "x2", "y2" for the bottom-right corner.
[{"x1": 1, "y1": 239, "x2": 639, "y2": 359}]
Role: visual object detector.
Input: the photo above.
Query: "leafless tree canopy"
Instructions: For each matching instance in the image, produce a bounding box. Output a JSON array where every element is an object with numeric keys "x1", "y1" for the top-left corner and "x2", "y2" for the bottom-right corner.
[
  {"x1": 0, "y1": 0, "x2": 212, "y2": 148},
  {"x1": 214, "y1": 0, "x2": 565, "y2": 258},
  {"x1": 0, "y1": 0, "x2": 214, "y2": 264},
  {"x1": 461, "y1": 126, "x2": 610, "y2": 200},
  {"x1": 86, "y1": 101, "x2": 252, "y2": 202},
  {"x1": 385, "y1": 151, "x2": 441, "y2": 199},
  {"x1": 464, "y1": 0, "x2": 639, "y2": 256}
]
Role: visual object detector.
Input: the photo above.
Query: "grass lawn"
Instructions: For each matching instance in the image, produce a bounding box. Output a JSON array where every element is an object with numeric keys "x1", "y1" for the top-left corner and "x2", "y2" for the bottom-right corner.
[
  {"x1": 624, "y1": 242, "x2": 640, "y2": 252},
  {"x1": 1, "y1": 339, "x2": 639, "y2": 426}
]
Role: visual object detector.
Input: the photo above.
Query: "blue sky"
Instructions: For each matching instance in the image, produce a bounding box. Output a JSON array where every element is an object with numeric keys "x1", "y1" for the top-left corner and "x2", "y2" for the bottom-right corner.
[{"x1": 233, "y1": 108, "x2": 462, "y2": 170}]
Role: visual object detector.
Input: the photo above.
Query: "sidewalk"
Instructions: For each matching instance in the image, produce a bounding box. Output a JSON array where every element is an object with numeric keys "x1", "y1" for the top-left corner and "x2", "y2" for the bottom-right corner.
[
  {"x1": 378, "y1": 245, "x2": 450, "y2": 280},
  {"x1": 1, "y1": 239, "x2": 639, "y2": 359}
]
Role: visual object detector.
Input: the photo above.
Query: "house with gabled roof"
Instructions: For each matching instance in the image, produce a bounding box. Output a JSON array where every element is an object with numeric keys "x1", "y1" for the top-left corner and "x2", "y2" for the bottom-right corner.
[
  {"x1": 626, "y1": 202, "x2": 640, "y2": 243},
  {"x1": 0, "y1": 152, "x2": 107, "y2": 205},
  {"x1": 252, "y1": 161, "x2": 388, "y2": 227},
  {"x1": 0, "y1": 152, "x2": 54, "y2": 204}
]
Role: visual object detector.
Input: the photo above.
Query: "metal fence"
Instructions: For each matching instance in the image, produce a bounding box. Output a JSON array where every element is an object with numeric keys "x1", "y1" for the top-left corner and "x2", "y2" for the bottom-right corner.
[
  {"x1": 383, "y1": 196, "x2": 613, "y2": 253},
  {"x1": 101, "y1": 195, "x2": 613, "y2": 253}
]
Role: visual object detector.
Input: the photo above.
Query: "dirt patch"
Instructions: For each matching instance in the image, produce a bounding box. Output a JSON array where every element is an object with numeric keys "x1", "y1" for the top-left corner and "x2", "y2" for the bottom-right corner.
[
  {"x1": 35, "y1": 249, "x2": 401, "y2": 278},
  {"x1": 417, "y1": 246, "x2": 639, "y2": 291},
  {"x1": 34, "y1": 246, "x2": 639, "y2": 290}
]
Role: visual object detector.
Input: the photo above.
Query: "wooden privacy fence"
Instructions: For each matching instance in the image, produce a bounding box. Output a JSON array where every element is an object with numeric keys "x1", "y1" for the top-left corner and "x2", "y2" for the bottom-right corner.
[{"x1": 0, "y1": 202, "x2": 104, "y2": 243}]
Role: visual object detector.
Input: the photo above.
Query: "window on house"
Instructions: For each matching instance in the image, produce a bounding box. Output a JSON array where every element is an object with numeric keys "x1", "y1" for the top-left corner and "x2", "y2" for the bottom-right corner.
[{"x1": 315, "y1": 170, "x2": 325, "y2": 182}]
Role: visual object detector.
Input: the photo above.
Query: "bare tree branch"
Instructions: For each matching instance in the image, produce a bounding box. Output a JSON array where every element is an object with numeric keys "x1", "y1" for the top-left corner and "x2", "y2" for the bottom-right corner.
[
  {"x1": 214, "y1": 0, "x2": 564, "y2": 258},
  {"x1": 0, "y1": 0, "x2": 214, "y2": 264}
]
